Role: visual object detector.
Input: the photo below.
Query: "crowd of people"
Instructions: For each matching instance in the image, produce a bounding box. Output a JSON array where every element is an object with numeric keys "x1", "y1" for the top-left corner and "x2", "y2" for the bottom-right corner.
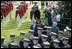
[{"x1": 1, "y1": 2, "x2": 71, "y2": 48}]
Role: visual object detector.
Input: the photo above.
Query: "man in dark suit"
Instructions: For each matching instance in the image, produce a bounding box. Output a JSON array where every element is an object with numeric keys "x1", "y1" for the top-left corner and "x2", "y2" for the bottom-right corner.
[{"x1": 34, "y1": 7, "x2": 40, "y2": 20}]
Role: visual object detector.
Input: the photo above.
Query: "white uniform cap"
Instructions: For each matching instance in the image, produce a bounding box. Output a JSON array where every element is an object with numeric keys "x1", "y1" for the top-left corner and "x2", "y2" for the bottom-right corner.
[
  {"x1": 10, "y1": 42, "x2": 18, "y2": 46},
  {"x1": 43, "y1": 41, "x2": 50, "y2": 45},
  {"x1": 53, "y1": 39, "x2": 60, "y2": 43},
  {"x1": 29, "y1": 30, "x2": 34, "y2": 32},
  {"x1": 10, "y1": 33, "x2": 15, "y2": 37},
  {"x1": 37, "y1": 27, "x2": 43, "y2": 30},
  {"x1": 32, "y1": 36, "x2": 39, "y2": 40},
  {"x1": 23, "y1": 38, "x2": 29, "y2": 42},
  {"x1": 51, "y1": 32, "x2": 57, "y2": 35},
  {"x1": 44, "y1": 26, "x2": 52, "y2": 29},
  {"x1": 64, "y1": 29, "x2": 67, "y2": 32},
  {"x1": 33, "y1": 46, "x2": 40, "y2": 48},
  {"x1": 66, "y1": 26, "x2": 71, "y2": 31},
  {"x1": 41, "y1": 34, "x2": 48, "y2": 38},
  {"x1": 20, "y1": 32, "x2": 25, "y2": 35},
  {"x1": 62, "y1": 37, "x2": 69, "y2": 40}
]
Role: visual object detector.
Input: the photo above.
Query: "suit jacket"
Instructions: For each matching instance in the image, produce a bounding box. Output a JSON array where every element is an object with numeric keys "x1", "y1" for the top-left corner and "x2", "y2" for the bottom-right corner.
[{"x1": 34, "y1": 10, "x2": 40, "y2": 19}]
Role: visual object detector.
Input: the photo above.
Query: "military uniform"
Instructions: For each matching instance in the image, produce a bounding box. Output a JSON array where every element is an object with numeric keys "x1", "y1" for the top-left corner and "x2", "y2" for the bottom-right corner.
[
  {"x1": 29, "y1": 30, "x2": 34, "y2": 48},
  {"x1": 52, "y1": 39, "x2": 60, "y2": 48},
  {"x1": 8, "y1": 33, "x2": 17, "y2": 48},
  {"x1": 9, "y1": 42, "x2": 19, "y2": 48},
  {"x1": 22, "y1": 38, "x2": 30, "y2": 48},
  {"x1": 62, "y1": 37, "x2": 70, "y2": 48},
  {"x1": 41, "y1": 34, "x2": 48, "y2": 42},
  {"x1": 43, "y1": 41, "x2": 50, "y2": 48},
  {"x1": 1, "y1": 36, "x2": 8, "y2": 48},
  {"x1": 50, "y1": 32, "x2": 57, "y2": 40},
  {"x1": 37, "y1": 27, "x2": 43, "y2": 37},
  {"x1": 32, "y1": 36, "x2": 42, "y2": 48},
  {"x1": 19, "y1": 32, "x2": 25, "y2": 48}
]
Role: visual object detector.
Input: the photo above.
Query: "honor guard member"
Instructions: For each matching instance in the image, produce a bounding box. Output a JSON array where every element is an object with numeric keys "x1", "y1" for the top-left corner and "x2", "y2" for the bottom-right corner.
[
  {"x1": 50, "y1": 32, "x2": 57, "y2": 40},
  {"x1": 40, "y1": 34, "x2": 49, "y2": 48},
  {"x1": 1, "y1": 36, "x2": 8, "y2": 48},
  {"x1": 43, "y1": 41, "x2": 50, "y2": 48},
  {"x1": 42, "y1": 27, "x2": 47, "y2": 35},
  {"x1": 8, "y1": 33, "x2": 17, "y2": 48},
  {"x1": 44, "y1": 26, "x2": 52, "y2": 42},
  {"x1": 10, "y1": 42, "x2": 19, "y2": 48},
  {"x1": 44, "y1": 26, "x2": 52, "y2": 35},
  {"x1": 62, "y1": 37, "x2": 71, "y2": 48},
  {"x1": 37, "y1": 27, "x2": 43, "y2": 38},
  {"x1": 52, "y1": 39, "x2": 60, "y2": 48},
  {"x1": 20, "y1": 32, "x2": 25, "y2": 39},
  {"x1": 37, "y1": 27, "x2": 43, "y2": 45},
  {"x1": 32, "y1": 36, "x2": 42, "y2": 48},
  {"x1": 29, "y1": 30, "x2": 34, "y2": 40},
  {"x1": 23, "y1": 38, "x2": 30, "y2": 48},
  {"x1": 44, "y1": 26, "x2": 52, "y2": 33},
  {"x1": 10, "y1": 33, "x2": 16, "y2": 42},
  {"x1": 41, "y1": 34, "x2": 48, "y2": 42},
  {"x1": 19, "y1": 32, "x2": 25, "y2": 48},
  {"x1": 29, "y1": 30, "x2": 34, "y2": 48}
]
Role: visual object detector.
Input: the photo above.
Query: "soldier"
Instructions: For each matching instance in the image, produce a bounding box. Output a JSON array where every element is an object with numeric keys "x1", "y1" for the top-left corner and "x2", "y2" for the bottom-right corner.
[
  {"x1": 37, "y1": 27, "x2": 43, "y2": 38},
  {"x1": 52, "y1": 39, "x2": 60, "y2": 48},
  {"x1": 20, "y1": 32, "x2": 25, "y2": 39},
  {"x1": 44, "y1": 26, "x2": 52, "y2": 34},
  {"x1": 43, "y1": 41, "x2": 50, "y2": 48},
  {"x1": 32, "y1": 36, "x2": 42, "y2": 48},
  {"x1": 44, "y1": 26, "x2": 52, "y2": 42},
  {"x1": 19, "y1": 32, "x2": 25, "y2": 48},
  {"x1": 1, "y1": 36, "x2": 8, "y2": 48},
  {"x1": 8, "y1": 33, "x2": 17, "y2": 48},
  {"x1": 41, "y1": 34, "x2": 48, "y2": 42},
  {"x1": 29, "y1": 30, "x2": 34, "y2": 39},
  {"x1": 29, "y1": 30, "x2": 34, "y2": 48},
  {"x1": 62, "y1": 37, "x2": 71, "y2": 48},
  {"x1": 22, "y1": 38, "x2": 30, "y2": 48},
  {"x1": 42, "y1": 27, "x2": 47, "y2": 35},
  {"x1": 37, "y1": 27, "x2": 43, "y2": 45}
]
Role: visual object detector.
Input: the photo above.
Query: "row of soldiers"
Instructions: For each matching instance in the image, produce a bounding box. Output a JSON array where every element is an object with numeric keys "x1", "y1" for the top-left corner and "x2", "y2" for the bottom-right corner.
[
  {"x1": 1, "y1": 1, "x2": 13, "y2": 27},
  {"x1": 1, "y1": 1, "x2": 13, "y2": 19},
  {"x1": 16, "y1": 1, "x2": 28, "y2": 18},
  {"x1": 1, "y1": 22, "x2": 71, "y2": 48},
  {"x1": 16, "y1": 1, "x2": 28, "y2": 28}
]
